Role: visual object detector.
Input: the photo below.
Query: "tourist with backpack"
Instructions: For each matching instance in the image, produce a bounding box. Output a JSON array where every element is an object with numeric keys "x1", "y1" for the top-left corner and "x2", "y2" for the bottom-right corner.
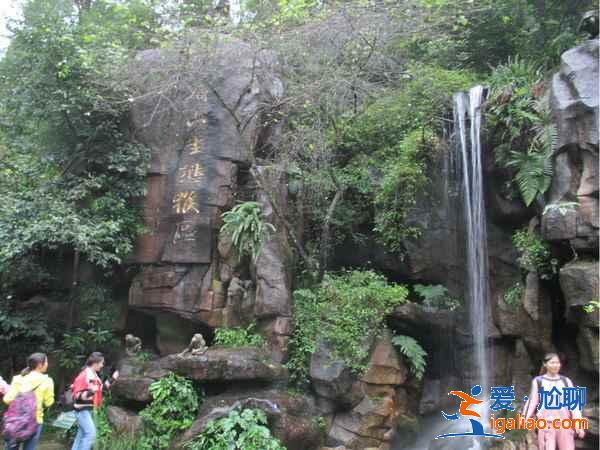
[
  {"x1": 70, "y1": 352, "x2": 119, "y2": 450},
  {"x1": 523, "y1": 352, "x2": 585, "y2": 450},
  {"x1": 2, "y1": 353, "x2": 54, "y2": 450}
]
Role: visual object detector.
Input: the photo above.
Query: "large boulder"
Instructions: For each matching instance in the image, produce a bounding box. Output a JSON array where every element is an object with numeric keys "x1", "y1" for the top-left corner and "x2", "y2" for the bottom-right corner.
[
  {"x1": 559, "y1": 260, "x2": 599, "y2": 314},
  {"x1": 546, "y1": 38, "x2": 599, "y2": 251},
  {"x1": 112, "y1": 348, "x2": 287, "y2": 405},
  {"x1": 126, "y1": 36, "x2": 291, "y2": 345},
  {"x1": 176, "y1": 389, "x2": 322, "y2": 450},
  {"x1": 157, "y1": 347, "x2": 288, "y2": 382},
  {"x1": 106, "y1": 406, "x2": 142, "y2": 434},
  {"x1": 310, "y1": 338, "x2": 366, "y2": 409},
  {"x1": 550, "y1": 39, "x2": 599, "y2": 152},
  {"x1": 315, "y1": 332, "x2": 414, "y2": 450}
]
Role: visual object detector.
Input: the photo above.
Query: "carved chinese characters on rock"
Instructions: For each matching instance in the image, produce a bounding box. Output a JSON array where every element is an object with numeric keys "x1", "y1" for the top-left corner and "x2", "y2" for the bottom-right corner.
[
  {"x1": 172, "y1": 191, "x2": 200, "y2": 215},
  {"x1": 178, "y1": 163, "x2": 204, "y2": 184}
]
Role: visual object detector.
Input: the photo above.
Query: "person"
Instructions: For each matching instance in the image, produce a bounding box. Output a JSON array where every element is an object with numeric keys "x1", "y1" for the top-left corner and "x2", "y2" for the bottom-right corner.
[
  {"x1": 524, "y1": 352, "x2": 585, "y2": 450},
  {"x1": 3, "y1": 353, "x2": 55, "y2": 450},
  {"x1": 70, "y1": 352, "x2": 119, "y2": 450},
  {"x1": 0, "y1": 375, "x2": 8, "y2": 396}
]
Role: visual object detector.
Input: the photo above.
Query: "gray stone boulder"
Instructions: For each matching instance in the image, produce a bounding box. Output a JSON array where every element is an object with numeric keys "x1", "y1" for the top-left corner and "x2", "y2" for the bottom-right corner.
[
  {"x1": 559, "y1": 260, "x2": 599, "y2": 314},
  {"x1": 576, "y1": 326, "x2": 599, "y2": 373},
  {"x1": 175, "y1": 389, "x2": 322, "y2": 450},
  {"x1": 550, "y1": 39, "x2": 599, "y2": 152},
  {"x1": 158, "y1": 347, "x2": 287, "y2": 382},
  {"x1": 310, "y1": 337, "x2": 366, "y2": 409},
  {"x1": 546, "y1": 38, "x2": 599, "y2": 250},
  {"x1": 106, "y1": 406, "x2": 142, "y2": 435},
  {"x1": 112, "y1": 348, "x2": 287, "y2": 404}
]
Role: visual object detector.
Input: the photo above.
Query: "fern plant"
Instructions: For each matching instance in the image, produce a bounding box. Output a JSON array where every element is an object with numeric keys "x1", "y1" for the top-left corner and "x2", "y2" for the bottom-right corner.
[
  {"x1": 505, "y1": 98, "x2": 557, "y2": 207},
  {"x1": 391, "y1": 334, "x2": 427, "y2": 380},
  {"x1": 413, "y1": 284, "x2": 461, "y2": 311},
  {"x1": 220, "y1": 202, "x2": 276, "y2": 261}
]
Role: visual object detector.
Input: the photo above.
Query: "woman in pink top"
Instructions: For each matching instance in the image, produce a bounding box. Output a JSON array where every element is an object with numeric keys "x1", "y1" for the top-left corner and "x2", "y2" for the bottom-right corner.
[{"x1": 524, "y1": 353, "x2": 585, "y2": 450}]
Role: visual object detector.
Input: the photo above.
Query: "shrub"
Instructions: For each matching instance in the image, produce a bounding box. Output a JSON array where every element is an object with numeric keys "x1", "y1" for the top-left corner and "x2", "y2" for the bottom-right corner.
[
  {"x1": 139, "y1": 373, "x2": 202, "y2": 450},
  {"x1": 503, "y1": 282, "x2": 524, "y2": 308},
  {"x1": 286, "y1": 270, "x2": 408, "y2": 385},
  {"x1": 183, "y1": 408, "x2": 285, "y2": 450},
  {"x1": 512, "y1": 229, "x2": 557, "y2": 278},
  {"x1": 214, "y1": 323, "x2": 266, "y2": 347}
]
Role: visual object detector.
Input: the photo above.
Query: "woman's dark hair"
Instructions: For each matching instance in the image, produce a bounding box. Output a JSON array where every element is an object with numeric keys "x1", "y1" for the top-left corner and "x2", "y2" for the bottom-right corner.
[
  {"x1": 85, "y1": 352, "x2": 105, "y2": 367},
  {"x1": 539, "y1": 352, "x2": 560, "y2": 375},
  {"x1": 21, "y1": 353, "x2": 47, "y2": 375}
]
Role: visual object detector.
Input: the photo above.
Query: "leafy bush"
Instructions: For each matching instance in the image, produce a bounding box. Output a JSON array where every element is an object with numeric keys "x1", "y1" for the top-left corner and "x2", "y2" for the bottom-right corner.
[
  {"x1": 512, "y1": 229, "x2": 557, "y2": 278},
  {"x1": 373, "y1": 130, "x2": 434, "y2": 252},
  {"x1": 55, "y1": 284, "x2": 119, "y2": 370},
  {"x1": 220, "y1": 202, "x2": 276, "y2": 261},
  {"x1": 139, "y1": 373, "x2": 202, "y2": 450},
  {"x1": 286, "y1": 270, "x2": 408, "y2": 385},
  {"x1": 486, "y1": 59, "x2": 557, "y2": 207},
  {"x1": 503, "y1": 282, "x2": 524, "y2": 308},
  {"x1": 214, "y1": 323, "x2": 266, "y2": 347},
  {"x1": 583, "y1": 299, "x2": 600, "y2": 314},
  {"x1": 183, "y1": 408, "x2": 285, "y2": 450},
  {"x1": 413, "y1": 284, "x2": 462, "y2": 311},
  {"x1": 391, "y1": 335, "x2": 428, "y2": 380}
]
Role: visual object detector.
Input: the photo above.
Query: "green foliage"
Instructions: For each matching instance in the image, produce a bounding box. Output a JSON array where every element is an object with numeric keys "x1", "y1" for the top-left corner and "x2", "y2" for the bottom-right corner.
[
  {"x1": 415, "y1": 0, "x2": 592, "y2": 70},
  {"x1": 183, "y1": 408, "x2": 286, "y2": 450},
  {"x1": 330, "y1": 65, "x2": 475, "y2": 252},
  {"x1": 214, "y1": 323, "x2": 266, "y2": 348},
  {"x1": 373, "y1": 130, "x2": 434, "y2": 252},
  {"x1": 0, "y1": 0, "x2": 152, "y2": 275},
  {"x1": 95, "y1": 392, "x2": 114, "y2": 443},
  {"x1": 512, "y1": 229, "x2": 557, "y2": 278},
  {"x1": 0, "y1": 301, "x2": 53, "y2": 356},
  {"x1": 95, "y1": 433, "x2": 143, "y2": 450},
  {"x1": 220, "y1": 202, "x2": 276, "y2": 261},
  {"x1": 503, "y1": 282, "x2": 524, "y2": 308},
  {"x1": 139, "y1": 373, "x2": 202, "y2": 450},
  {"x1": 413, "y1": 284, "x2": 461, "y2": 311},
  {"x1": 487, "y1": 59, "x2": 557, "y2": 206},
  {"x1": 391, "y1": 335, "x2": 427, "y2": 380},
  {"x1": 55, "y1": 284, "x2": 119, "y2": 370},
  {"x1": 583, "y1": 299, "x2": 600, "y2": 314},
  {"x1": 133, "y1": 350, "x2": 154, "y2": 362},
  {"x1": 286, "y1": 270, "x2": 408, "y2": 385}
]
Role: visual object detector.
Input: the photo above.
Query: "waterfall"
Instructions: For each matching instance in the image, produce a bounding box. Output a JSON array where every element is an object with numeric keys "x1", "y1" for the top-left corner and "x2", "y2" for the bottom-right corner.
[{"x1": 453, "y1": 86, "x2": 490, "y2": 395}]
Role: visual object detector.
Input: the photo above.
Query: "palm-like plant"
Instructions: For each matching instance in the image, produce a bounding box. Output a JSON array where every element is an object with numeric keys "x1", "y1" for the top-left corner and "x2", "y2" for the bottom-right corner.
[{"x1": 219, "y1": 202, "x2": 276, "y2": 261}]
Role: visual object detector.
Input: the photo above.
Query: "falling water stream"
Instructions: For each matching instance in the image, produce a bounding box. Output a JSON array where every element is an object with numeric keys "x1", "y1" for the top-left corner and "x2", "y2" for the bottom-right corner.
[
  {"x1": 395, "y1": 86, "x2": 489, "y2": 450},
  {"x1": 455, "y1": 86, "x2": 490, "y2": 394}
]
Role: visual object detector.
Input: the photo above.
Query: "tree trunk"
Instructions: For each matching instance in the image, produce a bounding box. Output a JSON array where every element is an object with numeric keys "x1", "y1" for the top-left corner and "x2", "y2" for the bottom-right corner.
[{"x1": 318, "y1": 188, "x2": 344, "y2": 283}]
